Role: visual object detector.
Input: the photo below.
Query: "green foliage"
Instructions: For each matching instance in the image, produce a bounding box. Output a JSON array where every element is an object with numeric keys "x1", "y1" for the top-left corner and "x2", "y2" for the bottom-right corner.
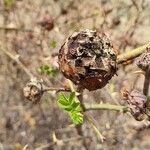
[
  {"x1": 57, "y1": 92, "x2": 83, "y2": 125},
  {"x1": 38, "y1": 64, "x2": 58, "y2": 77},
  {"x1": 4, "y1": 0, "x2": 14, "y2": 8},
  {"x1": 49, "y1": 40, "x2": 57, "y2": 48},
  {"x1": 147, "y1": 96, "x2": 150, "y2": 101}
]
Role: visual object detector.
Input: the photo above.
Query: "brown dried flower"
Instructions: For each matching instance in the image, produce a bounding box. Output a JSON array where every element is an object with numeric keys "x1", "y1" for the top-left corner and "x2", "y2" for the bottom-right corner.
[
  {"x1": 58, "y1": 29, "x2": 117, "y2": 91},
  {"x1": 23, "y1": 78, "x2": 43, "y2": 103},
  {"x1": 135, "y1": 48, "x2": 150, "y2": 72},
  {"x1": 122, "y1": 90, "x2": 147, "y2": 121}
]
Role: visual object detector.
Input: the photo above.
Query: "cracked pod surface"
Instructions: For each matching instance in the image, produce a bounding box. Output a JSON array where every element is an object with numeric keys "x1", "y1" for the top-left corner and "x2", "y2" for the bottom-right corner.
[{"x1": 58, "y1": 29, "x2": 117, "y2": 91}]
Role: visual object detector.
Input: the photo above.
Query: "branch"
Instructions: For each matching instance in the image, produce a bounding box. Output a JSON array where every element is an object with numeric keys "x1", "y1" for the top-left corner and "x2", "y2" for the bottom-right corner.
[
  {"x1": 42, "y1": 87, "x2": 71, "y2": 93},
  {"x1": 85, "y1": 114, "x2": 105, "y2": 142},
  {"x1": 35, "y1": 135, "x2": 87, "y2": 149},
  {"x1": 143, "y1": 70, "x2": 150, "y2": 96},
  {"x1": 117, "y1": 43, "x2": 150, "y2": 64},
  {"x1": 0, "y1": 26, "x2": 33, "y2": 32},
  {"x1": 0, "y1": 46, "x2": 33, "y2": 78},
  {"x1": 84, "y1": 103, "x2": 128, "y2": 112}
]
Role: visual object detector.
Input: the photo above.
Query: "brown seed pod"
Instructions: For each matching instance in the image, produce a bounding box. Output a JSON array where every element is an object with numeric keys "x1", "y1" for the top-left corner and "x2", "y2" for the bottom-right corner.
[
  {"x1": 58, "y1": 29, "x2": 117, "y2": 91},
  {"x1": 122, "y1": 90, "x2": 147, "y2": 121},
  {"x1": 23, "y1": 78, "x2": 43, "y2": 103}
]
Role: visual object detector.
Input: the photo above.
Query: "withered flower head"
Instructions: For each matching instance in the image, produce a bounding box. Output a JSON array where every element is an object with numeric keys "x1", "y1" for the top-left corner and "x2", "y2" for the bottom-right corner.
[
  {"x1": 135, "y1": 48, "x2": 150, "y2": 72},
  {"x1": 58, "y1": 29, "x2": 117, "y2": 91},
  {"x1": 23, "y1": 78, "x2": 43, "y2": 103},
  {"x1": 122, "y1": 90, "x2": 147, "y2": 121}
]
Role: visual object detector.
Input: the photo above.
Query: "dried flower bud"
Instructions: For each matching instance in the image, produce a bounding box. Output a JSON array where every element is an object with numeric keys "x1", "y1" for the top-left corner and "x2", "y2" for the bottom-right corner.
[
  {"x1": 58, "y1": 29, "x2": 117, "y2": 91},
  {"x1": 122, "y1": 90, "x2": 147, "y2": 121},
  {"x1": 23, "y1": 78, "x2": 43, "y2": 103},
  {"x1": 135, "y1": 48, "x2": 150, "y2": 72}
]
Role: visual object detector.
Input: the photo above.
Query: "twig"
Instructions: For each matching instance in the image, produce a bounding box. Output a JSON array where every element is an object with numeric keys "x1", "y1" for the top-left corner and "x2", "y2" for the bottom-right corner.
[
  {"x1": 143, "y1": 70, "x2": 150, "y2": 96},
  {"x1": 0, "y1": 46, "x2": 33, "y2": 78},
  {"x1": 117, "y1": 43, "x2": 150, "y2": 64},
  {"x1": 0, "y1": 26, "x2": 33, "y2": 32},
  {"x1": 35, "y1": 135, "x2": 87, "y2": 150},
  {"x1": 85, "y1": 114, "x2": 105, "y2": 142},
  {"x1": 84, "y1": 103, "x2": 128, "y2": 112},
  {"x1": 42, "y1": 87, "x2": 71, "y2": 93},
  {"x1": 75, "y1": 89, "x2": 90, "y2": 150}
]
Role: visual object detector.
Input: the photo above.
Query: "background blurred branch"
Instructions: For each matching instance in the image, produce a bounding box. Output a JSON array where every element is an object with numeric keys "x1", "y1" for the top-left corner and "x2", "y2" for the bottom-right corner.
[{"x1": 0, "y1": 46, "x2": 33, "y2": 78}]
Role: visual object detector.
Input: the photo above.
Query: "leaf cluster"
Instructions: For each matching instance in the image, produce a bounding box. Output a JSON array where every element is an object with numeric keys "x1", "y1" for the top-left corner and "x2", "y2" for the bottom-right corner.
[{"x1": 57, "y1": 92, "x2": 83, "y2": 125}]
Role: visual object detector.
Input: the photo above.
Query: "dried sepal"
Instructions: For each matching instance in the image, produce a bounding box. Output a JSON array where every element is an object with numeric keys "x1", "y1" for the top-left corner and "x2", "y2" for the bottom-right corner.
[
  {"x1": 122, "y1": 89, "x2": 147, "y2": 121},
  {"x1": 58, "y1": 29, "x2": 117, "y2": 91},
  {"x1": 23, "y1": 78, "x2": 43, "y2": 103}
]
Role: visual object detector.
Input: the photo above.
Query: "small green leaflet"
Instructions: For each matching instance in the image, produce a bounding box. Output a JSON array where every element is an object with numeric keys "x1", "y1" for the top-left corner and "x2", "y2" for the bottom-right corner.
[
  {"x1": 147, "y1": 96, "x2": 150, "y2": 101},
  {"x1": 57, "y1": 92, "x2": 83, "y2": 125},
  {"x1": 38, "y1": 64, "x2": 58, "y2": 77},
  {"x1": 49, "y1": 40, "x2": 57, "y2": 48},
  {"x1": 4, "y1": 0, "x2": 14, "y2": 8}
]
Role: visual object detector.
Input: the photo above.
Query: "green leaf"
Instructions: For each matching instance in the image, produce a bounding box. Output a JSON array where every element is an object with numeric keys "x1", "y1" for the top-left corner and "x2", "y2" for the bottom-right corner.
[
  {"x1": 147, "y1": 96, "x2": 150, "y2": 101},
  {"x1": 68, "y1": 92, "x2": 76, "y2": 104},
  {"x1": 58, "y1": 92, "x2": 69, "y2": 106},
  {"x1": 70, "y1": 111, "x2": 83, "y2": 125},
  {"x1": 57, "y1": 92, "x2": 83, "y2": 125},
  {"x1": 4, "y1": 0, "x2": 14, "y2": 8},
  {"x1": 71, "y1": 102, "x2": 81, "y2": 112},
  {"x1": 38, "y1": 64, "x2": 58, "y2": 77},
  {"x1": 49, "y1": 40, "x2": 57, "y2": 48}
]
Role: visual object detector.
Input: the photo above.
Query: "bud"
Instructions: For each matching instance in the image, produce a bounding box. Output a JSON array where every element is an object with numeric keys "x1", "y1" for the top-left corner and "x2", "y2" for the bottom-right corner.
[
  {"x1": 122, "y1": 90, "x2": 147, "y2": 121},
  {"x1": 23, "y1": 78, "x2": 43, "y2": 103},
  {"x1": 58, "y1": 29, "x2": 117, "y2": 91},
  {"x1": 135, "y1": 48, "x2": 150, "y2": 72}
]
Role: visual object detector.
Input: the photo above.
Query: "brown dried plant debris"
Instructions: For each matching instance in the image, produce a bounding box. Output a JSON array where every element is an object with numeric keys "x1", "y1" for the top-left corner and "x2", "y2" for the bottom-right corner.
[
  {"x1": 135, "y1": 47, "x2": 150, "y2": 72},
  {"x1": 23, "y1": 78, "x2": 43, "y2": 103},
  {"x1": 58, "y1": 29, "x2": 117, "y2": 91},
  {"x1": 122, "y1": 90, "x2": 147, "y2": 121}
]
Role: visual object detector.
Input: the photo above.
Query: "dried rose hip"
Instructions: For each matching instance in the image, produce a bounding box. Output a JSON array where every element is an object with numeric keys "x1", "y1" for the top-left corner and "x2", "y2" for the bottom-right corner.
[{"x1": 58, "y1": 29, "x2": 117, "y2": 91}]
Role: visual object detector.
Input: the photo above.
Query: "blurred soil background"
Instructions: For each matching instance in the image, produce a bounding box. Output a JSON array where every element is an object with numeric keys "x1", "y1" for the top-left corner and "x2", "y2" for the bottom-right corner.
[{"x1": 0, "y1": 0, "x2": 150, "y2": 149}]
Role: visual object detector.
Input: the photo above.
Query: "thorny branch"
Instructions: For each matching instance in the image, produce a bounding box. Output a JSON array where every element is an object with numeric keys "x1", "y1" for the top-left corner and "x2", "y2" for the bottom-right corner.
[{"x1": 1, "y1": 39, "x2": 150, "y2": 108}]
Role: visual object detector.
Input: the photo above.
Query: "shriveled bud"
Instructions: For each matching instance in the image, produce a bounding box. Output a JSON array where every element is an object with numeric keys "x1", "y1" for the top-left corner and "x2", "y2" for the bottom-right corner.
[
  {"x1": 23, "y1": 78, "x2": 43, "y2": 103},
  {"x1": 58, "y1": 29, "x2": 117, "y2": 91},
  {"x1": 122, "y1": 90, "x2": 147, "y2": 121},
  {"x1": 135, "y1": 48, "x2": 150, "y2": 72}
]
